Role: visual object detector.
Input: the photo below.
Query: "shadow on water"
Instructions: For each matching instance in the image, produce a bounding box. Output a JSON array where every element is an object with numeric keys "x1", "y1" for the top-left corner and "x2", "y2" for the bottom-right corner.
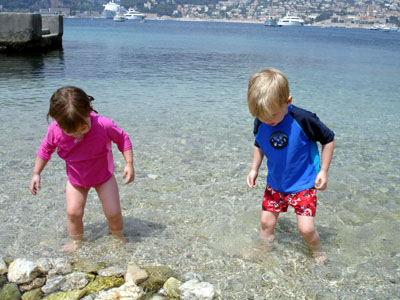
[{"x1": 84, "y1": 217, "x2": 166, "y2": 243}]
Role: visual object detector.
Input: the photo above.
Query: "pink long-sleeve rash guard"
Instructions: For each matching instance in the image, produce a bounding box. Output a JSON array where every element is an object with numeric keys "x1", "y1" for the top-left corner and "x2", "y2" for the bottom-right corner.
[{"x1": 37, "y1": 113, "x2": 132, "y2": 188}]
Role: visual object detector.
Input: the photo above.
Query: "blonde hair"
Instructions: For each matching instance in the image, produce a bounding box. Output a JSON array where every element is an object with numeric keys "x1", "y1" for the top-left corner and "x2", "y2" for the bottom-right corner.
[{"x1": 247, "y1": 68, "x2": 290, "y2": 120}]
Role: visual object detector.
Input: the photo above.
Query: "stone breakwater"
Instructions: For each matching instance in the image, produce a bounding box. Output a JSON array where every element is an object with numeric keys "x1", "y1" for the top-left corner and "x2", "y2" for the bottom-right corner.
[
  {"x1": 0, "y1": 257, "x2": 217, "y2": 300},
  {"x1": 0, "y1": 13, "x2": 63, "y2": 54}
]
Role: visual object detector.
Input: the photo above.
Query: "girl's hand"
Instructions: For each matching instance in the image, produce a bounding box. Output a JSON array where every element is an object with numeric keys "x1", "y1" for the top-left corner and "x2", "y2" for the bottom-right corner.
[
  {"x1": 247, "y1": 170, "x2": 259, "y2": 188},
  {"x1": 123, "y1": 164, "x2": 135, "y2": 184},
  {"x1": 30, "y1": 174, "x2": 41, "y2": 195},
  {"x1": 315, "y1": 170, "x2": 328, "y2": 190}
]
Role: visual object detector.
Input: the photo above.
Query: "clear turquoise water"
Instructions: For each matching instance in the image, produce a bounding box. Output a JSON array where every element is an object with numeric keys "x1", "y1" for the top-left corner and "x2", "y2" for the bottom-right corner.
[{"x1": 0, "y1": 19, "x2": 399, "y2": 299}]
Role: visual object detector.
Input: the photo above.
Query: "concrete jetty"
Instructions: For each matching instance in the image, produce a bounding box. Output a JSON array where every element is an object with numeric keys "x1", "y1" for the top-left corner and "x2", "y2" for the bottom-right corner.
[{"x1": 0, "y1": 13, "x2": 63, "y2": 54}]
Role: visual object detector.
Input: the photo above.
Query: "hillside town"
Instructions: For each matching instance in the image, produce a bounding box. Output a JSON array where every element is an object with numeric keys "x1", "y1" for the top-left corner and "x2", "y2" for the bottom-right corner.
[{"x1": 1, "y1": 0, "x2": 399, "y2": 27}]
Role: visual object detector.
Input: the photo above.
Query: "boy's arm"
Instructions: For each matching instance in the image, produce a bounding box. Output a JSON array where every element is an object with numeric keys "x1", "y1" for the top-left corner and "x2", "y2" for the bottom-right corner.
[
  {"x1": 122, "y1": 149, "x2": 135, "y2": 184},
  {"x1": 30, "y1": 157, "x2": 49, "y2": 195},
  {"x1": 315, "y1": 139, "x2": 334, "y2": 190},
  {"x1": 247, "y1": 146, "x2": 264, "y2": 188}
]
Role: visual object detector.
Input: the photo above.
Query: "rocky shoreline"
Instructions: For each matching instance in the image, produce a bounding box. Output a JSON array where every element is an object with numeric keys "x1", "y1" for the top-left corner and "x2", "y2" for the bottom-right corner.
[{"x1": 0, "y1": 257, "x2": 217, "y2": 300}]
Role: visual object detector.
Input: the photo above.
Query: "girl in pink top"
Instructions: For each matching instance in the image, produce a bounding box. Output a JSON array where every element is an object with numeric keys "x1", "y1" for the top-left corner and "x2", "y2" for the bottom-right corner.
[{"x1": 29, "y1": 86, "x2": 135, "y2": 253}]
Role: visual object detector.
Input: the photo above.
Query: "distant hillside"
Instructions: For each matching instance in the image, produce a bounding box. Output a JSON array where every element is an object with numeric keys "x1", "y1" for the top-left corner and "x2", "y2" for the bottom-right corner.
[{"x1": 0, "y1": 0, "x2": 219, "y2": 12}]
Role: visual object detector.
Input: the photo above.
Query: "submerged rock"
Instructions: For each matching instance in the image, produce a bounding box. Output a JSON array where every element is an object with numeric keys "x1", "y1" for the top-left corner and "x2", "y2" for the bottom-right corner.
[
  {"x1": 140, "y1": 266, "x2": 177, "y2": 292},
  {"x1": 163, "y1": 277, "x2": 182, "y2": 298},
  {"x1": 72, "y1": 260, "x2": 106, "y2": 274},
  {"x1": 0, "y1": 258, "x2": 7, "y2": 275},
  {"x1": 0, "y1": 282, "x2": 22, "y2": 300},
  {"x1": 82, "y1": 276, "x2": 124, "y2": 295},
  {"x1": 21, "y1": 288, "x2": 42, "y2": 300},
  {"x1": 41, "y1": 275, "x2": 65, "y2": 294},
  {"x1": 8, "y1": 258, "x2": 39, "y2": 284},
  {"x1": 19, "y1": 277, "x2": 46, "y2": 291},
  {"x1": 42, "y1": 289, "x2": 84, "y2": 300},
  {"x1": 60, "y1": 272, "x2": 95, "y2": 292},
  {"x1": 179, "y1": 279, "x2": 215, "y2": 300}
]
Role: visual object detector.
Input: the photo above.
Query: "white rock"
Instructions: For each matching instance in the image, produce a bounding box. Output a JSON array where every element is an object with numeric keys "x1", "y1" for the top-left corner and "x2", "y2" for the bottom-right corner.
[
  {"x1": 95, "y1": 282, "x2": 145, "y2": 300},
  {"x1": 179, "y1": 279, "x2": 215, "y2": 300},
  {"x1": 7, "y1": 258, "x2": 39, "y2": 284},
  {"x1": 0, "y1": 258, "x2": 7, "y2": 275},
  {"x1": 148, "y1": 174, "x2": 158, "y2": 179},
  {"x1": 36, "y1": 258, "x2": 53, "y2": 274},
  {"x1": 48, "y1": 257, "x2": 72, "y2": 275},
  {"x1": 60, "y1": 272, "x2": 90, "y2": 291},
  {"x1": 41, "y1": 275, "x2": 66, "y2": 294},
  {"x1": 98, "y1": 266, "x2": 125, "y2": 277}
]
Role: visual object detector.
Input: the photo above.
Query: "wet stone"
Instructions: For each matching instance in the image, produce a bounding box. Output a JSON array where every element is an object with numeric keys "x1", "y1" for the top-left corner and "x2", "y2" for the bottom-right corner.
[
  {"x1": 21, "y1": 288, "x2": 42, "y2": 300},
  {"x1": 72, "y1": 260, "x2": 106, "y2": 274},
  {"x1": 140, "y1": 266, "x2": 177, "y2": 292},
  {"x1": 48, "y1": 258, "x2": 72, "y2": 276},
  {"x1": 19, "y1": 277, "x2": 46, "y2": 291},
  {"x1": 0, "y1": 258, "x2": 7, "y2": 275},
  {"x1": 7, "y1": 258, "x2": 39, "y2": 284},
  {"x1": 0, "y1": 282, "x2": 22, "y2": 300},
  {"x1": 163, "y1": 277, "x2": 182, "y2": 298}
]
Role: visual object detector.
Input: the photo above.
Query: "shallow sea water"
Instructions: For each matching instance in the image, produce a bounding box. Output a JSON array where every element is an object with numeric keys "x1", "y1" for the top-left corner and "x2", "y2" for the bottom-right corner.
[{"x1": 0, "y1": 19, "x2": 399, "y2": 299}]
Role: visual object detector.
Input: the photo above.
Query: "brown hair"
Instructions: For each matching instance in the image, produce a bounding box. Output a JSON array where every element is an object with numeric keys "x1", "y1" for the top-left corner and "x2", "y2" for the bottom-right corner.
[
  {"x1": 47, "y1": 86, "x2": 96, "y2": 133},
  {"x1": 247, "y1": 68, "x2": 290, "y2": 120}
]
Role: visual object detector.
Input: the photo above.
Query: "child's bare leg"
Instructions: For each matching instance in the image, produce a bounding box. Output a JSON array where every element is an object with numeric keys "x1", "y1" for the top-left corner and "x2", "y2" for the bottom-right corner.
[
  {"x1": 242, "y1": 211, "x2": 279, "y2": 260},
  {"x1": 95, "y1": 175, "x2": 126, "y2": 244},
  {"x1": 260, "y1": 210, "x2": 279, "y2": 243},
  {"x1": 297, "y1": 215, "x2": 327, "y2": 264},
  {"x1": 62, "y1": 181, "x2": 89, "y2": 253}
]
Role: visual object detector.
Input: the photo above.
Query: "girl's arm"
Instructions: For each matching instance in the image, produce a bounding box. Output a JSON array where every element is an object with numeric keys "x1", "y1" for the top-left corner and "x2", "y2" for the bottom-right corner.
[
  {"x1": 122, "y1": 149, "x2": 135, "y2": 184},
  {"x1": 315, "y1": 139, "x2": 335, "y2": 190},
  {"x1": 30, "y1": 157, "x2": 49, "y2": 195},
  {"x1": 247, "y1": 146, "x2": 264, "y2": 188}
]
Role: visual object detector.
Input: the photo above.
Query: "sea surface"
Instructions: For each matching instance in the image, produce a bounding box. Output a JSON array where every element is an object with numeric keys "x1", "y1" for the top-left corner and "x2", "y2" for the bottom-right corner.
[{"x1": 0, "y1": 18, "x2": 399, "y2": 299}]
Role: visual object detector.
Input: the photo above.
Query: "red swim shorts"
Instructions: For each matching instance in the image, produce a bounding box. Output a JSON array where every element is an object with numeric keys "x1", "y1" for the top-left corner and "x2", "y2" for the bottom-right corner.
[{"x1": 262, "y1": 184, "x2": 317, "y2": 216}]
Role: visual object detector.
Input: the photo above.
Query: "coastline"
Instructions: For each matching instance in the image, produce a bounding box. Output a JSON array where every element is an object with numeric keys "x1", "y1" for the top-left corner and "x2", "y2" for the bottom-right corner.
[{"x1": 65, "y1": 15, "x2": 380, "y2": 30}]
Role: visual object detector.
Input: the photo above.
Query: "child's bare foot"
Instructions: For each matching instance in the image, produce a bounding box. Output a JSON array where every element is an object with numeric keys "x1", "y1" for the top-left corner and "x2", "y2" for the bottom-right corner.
[
  {"x1": 110, "y1": 230, "x2": 127, "y2": 244},
  {"x1": 312, "y1": 248, "x2": 328, "y2": 265},
  {"x1": 61, "y1": 236, "x2": 83, "y2": 253},
  {"x1": 241, "y1": 238, "x2": 273, "y2": 260}
]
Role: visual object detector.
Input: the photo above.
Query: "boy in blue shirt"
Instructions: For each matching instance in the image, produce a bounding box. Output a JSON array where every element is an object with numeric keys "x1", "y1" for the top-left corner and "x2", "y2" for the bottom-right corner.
[{"x1": 247, "y1": 68, "x2": 335, "y2": 263}]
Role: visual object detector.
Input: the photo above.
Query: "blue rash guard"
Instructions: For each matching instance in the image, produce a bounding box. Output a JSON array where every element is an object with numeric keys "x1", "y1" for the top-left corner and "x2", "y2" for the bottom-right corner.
[{"x1": 254, "y1": 105, "x2": 334, "y2": 194}]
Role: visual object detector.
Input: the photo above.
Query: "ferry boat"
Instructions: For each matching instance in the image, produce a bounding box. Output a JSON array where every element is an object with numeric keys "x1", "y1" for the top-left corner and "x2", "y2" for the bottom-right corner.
[
  {"x1": 103, "y1": 0, "x2": 121, "y2": 19},
  {"x1": 124, "y1": 8, "x2": 145, "y2": 20},
  {"x1": 277, "y1": 14, "x2": 305, "y2": 26}
]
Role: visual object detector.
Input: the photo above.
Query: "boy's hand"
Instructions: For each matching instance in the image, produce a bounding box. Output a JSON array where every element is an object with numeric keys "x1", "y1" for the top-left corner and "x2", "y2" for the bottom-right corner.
[
  {"x1": 315, "y1": 170, "x2": 328, "y2": 190},
  {"x1": 247, "y1": 170, "x2": 259, "y2": 188},
  {"x1": 30, "y1": 174, "x2": 41, "y2": 195},
  {"x1": 123, "y1": 164, "x2": 135, "y2": 184}
]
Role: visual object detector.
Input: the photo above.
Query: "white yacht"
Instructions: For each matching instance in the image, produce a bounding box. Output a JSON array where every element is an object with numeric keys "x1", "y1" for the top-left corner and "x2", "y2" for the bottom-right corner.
[
  {"x1": 278, "y1": 14, "x2": 305, "y2": 26},
  {"x1": 103, "y1": 0, "x2": 121, "y2": 19},
  {"x1": 124, "y1": 8, "x2": 145, "y2": 20}
]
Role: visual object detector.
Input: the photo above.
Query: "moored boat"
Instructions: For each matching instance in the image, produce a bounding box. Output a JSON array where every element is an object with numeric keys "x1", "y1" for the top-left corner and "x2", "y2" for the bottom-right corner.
[
  {"x1": 103, "y1": 0, "x2": 120, "y2": 19},
  {"x1": 124, "y1": 8, "x2": 145, "y2": 20},
  {"x1": 277, "y1": 14, "x2": 304, "y2": 26}
]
